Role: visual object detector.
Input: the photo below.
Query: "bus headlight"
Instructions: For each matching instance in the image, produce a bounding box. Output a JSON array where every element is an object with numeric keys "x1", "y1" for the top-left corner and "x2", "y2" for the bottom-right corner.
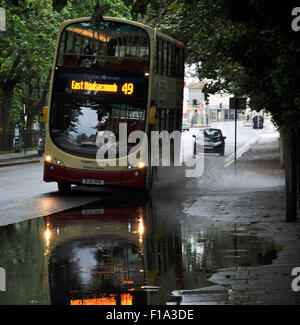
[
  {"x1": 137, "y1": 162, "x2": 146, "y2": 169},
  {"x1": 45, "y1": 155, "x2": 63, "y2": 166},
  {"x1": 45, "y1": 155, "x2": 52, "y2": 162},
  {"x1": 127, "y1": 162, "x2": 146, "y2": 169}
]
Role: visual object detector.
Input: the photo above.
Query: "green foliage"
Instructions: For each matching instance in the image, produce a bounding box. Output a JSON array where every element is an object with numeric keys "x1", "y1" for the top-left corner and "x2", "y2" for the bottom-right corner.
[
  {"x1": 0, "y1": 0, "x2": 61, "y2": 129},
  {"x1": 0, "y1": 0, "x2": 132, "y2": 130},
  {"x1": 62, "y1": 0, "x2": 131, "y2": 20},
  {"x1": 144, "y1": 0, "x2": 300, "y2": 129}
]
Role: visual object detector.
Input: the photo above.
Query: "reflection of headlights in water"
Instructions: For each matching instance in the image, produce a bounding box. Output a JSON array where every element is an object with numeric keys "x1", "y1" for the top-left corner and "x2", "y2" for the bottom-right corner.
[
  {"x1": 45, "y1": 228, "x2": 51, "y2": 241},
  {"x1": 138, "y1": 216, "x2": 144, "y2": 245},
  {"x1": 44, "y1": 222, "x2": 51, "y2": 256},
  {"x1": 138, "y1": 217, "x2": 144, "y2": 236}
]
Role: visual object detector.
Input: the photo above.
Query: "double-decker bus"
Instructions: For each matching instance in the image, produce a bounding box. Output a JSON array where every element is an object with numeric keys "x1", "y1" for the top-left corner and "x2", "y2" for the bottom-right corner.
[{"x1": 43, "y1": 17, "x2": 184, "y2": 191}]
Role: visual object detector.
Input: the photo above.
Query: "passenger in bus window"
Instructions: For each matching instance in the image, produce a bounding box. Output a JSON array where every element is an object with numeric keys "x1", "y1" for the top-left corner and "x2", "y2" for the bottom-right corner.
[
  {"x1": 107, "y1": 39, "x2": 117, "y2": 57},
  {"x1": 78, "y1": 46, "x2": 95, "y2": 67}
]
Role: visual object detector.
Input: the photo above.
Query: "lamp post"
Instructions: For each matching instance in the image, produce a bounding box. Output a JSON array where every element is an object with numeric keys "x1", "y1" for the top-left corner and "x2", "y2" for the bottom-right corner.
[
  {"x1": 23, "y1": 104, "x2": 27, "y2": 155},
  {"x1": 229, "y1": 98, "x2": 247, "y2": 174}
]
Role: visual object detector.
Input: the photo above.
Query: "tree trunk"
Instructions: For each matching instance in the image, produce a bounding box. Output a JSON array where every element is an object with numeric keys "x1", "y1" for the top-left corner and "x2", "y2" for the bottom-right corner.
[
  {"x1": 297, "y1": 127, "x2": 300, "y2": 212},
  {"x1": 279, "y1": 128, "x2": 285, "y2": 169},
  {"x1": 26, "y1": 113, "x2": 35, "y2": 130},
  {"x1": 0, "y1": 79, "x2": 17, "y2": 131},
  {"x1": 0, "y1": 55, "x2": 21, "y2": 130},
  {"x1": 285, "y1": 127, "x2": 298, "y2": 222},
  {"x1": 24, "y1": 68, "x2": 51, "y2": 130}
]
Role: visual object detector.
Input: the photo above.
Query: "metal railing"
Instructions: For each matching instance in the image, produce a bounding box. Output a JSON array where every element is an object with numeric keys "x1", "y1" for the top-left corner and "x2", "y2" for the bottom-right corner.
[{"x1": 0, "y1": 130, "x2": 45, "y2": 152}]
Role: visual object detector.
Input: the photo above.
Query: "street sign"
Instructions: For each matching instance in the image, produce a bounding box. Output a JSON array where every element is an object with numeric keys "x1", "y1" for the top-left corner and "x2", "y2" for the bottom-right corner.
[{"x1": 229, "y1": 97, "x2": 247, "y2": 110}]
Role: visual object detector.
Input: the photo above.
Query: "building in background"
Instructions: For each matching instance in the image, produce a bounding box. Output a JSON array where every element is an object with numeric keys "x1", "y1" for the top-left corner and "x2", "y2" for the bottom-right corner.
[
  {"x1": 183, "y1": 76, "x2": 249, "y2": 125},
  {"x1": 183, "y1": 82, "x2": 209, "y2": 126},
  {"x1": 206, "y1": 92, "x2": 246, "y2": 122}
]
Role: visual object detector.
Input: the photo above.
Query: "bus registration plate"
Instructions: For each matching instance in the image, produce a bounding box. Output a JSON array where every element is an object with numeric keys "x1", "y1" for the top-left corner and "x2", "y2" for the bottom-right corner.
[{"x1": 82, "y1": 179, "x2": 104, "y2": 185}]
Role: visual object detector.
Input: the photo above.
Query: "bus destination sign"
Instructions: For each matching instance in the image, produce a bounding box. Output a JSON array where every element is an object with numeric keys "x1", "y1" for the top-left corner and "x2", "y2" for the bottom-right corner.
[
  {"x1": 71, "y1": 80, "x2": 134, "y2": 95},
  {"x1": 54, "y1": 71, "x2": 148, "y2": 99}
]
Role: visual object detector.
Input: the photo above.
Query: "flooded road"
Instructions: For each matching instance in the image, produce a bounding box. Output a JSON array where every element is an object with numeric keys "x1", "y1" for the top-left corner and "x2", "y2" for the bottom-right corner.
[{"x1": 0, "y1": 191, "x2": 280, "y2": 305}]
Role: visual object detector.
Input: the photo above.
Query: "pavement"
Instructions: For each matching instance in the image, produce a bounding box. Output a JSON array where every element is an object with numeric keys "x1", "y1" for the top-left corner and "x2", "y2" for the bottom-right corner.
[
  {"x1": 0, "y1": 150, "x2": 41, "y2": 167},
  {"x1": 176, "y1": 122, "x2": 300, "y2": 305}
]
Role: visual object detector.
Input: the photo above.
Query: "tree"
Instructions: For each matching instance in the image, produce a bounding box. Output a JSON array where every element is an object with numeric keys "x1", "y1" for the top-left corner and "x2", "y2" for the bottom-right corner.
[
  {"x1": 0, "y1": 0, "x2": 132, "y2": 131},
  {"x1": 61, "y1": 0, "x2": 131, "y2": 20},
  {"x1": 0, "y1": 0, "x2": 63, "y2": 130},
  {"x1": 142, "y1": 0, "x2": 300, "y2": 126},
  {"x1": 146, "y1": 0, "x2": 300, "y2": 221}
]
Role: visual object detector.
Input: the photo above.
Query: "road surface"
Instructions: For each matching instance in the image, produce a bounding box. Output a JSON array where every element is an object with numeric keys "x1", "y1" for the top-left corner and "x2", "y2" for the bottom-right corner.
[{"x1": 0, "y1": 119, "x2": 285, "y2": 306}]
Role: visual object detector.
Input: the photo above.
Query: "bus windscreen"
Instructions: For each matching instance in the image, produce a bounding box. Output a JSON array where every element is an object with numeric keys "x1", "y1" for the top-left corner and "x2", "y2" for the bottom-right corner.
[{"x1": 50, "y1": 97, "x2": 146, "y2": 159}]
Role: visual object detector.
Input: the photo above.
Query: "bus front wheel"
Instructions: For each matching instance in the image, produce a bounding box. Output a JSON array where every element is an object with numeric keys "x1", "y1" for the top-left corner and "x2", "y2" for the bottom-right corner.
[{"x1": 57, "y1": 182, "x2": 71, "y2": 193}]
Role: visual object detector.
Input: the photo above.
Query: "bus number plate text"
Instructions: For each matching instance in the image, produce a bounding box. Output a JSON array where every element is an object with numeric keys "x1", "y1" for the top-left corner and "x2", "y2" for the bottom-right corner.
[{"x1": 82, "y1": 179, "x2": 104, "y2": 185}]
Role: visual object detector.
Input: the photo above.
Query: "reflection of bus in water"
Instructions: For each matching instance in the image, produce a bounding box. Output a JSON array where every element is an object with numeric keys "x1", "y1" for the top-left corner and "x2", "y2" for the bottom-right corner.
[
  {"x1": 46, "y1": 198, "x2": 183, "y2": 305},
  {"x1": 46, "y1": 200, "x2": 147, "y2": 305},
  {"x1": 43, "y1": 17, "x2": 184, "y2": 191}
]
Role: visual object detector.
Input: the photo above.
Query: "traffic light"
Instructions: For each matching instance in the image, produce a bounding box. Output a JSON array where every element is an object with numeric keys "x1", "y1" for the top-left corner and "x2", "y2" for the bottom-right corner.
[{"x1": 192, "y1": 99, "x2": 197, "y2": 107}]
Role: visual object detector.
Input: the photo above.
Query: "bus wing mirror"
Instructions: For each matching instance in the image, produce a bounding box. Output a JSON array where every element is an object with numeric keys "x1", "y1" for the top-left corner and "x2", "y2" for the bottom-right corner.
[
  {"x1": 149, "y1": 106, "x2": 157, "y2": 124},
  {"x1": 40, "y1": 106, "x2": 48, "y2": 123}
]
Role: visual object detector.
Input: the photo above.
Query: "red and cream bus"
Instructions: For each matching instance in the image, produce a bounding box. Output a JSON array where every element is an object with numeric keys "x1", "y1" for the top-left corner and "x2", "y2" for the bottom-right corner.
[{"x1": 43, "y1": 17, "x2": 184, "y2": 191}]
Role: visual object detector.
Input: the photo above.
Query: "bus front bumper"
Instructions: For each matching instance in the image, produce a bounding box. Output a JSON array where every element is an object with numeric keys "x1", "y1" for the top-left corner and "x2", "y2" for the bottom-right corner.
[{"x1": 43, "y1": 162, "x2": 147, "y2": 187}]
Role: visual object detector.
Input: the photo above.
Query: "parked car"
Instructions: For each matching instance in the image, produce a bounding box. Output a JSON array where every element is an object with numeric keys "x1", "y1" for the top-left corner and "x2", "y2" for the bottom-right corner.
[
  {"x1": 37, "y1": 136, "x2": 45, "y2": 157},
  {"x1": 182, "y1": 119, "x2": 189, "y2": 132},
  {"x1": 252, "y1": 115, "x2": 264, "y2": 129},
  {"x1": 193, "y1": 128, "x2": 226, "y2": 156}
]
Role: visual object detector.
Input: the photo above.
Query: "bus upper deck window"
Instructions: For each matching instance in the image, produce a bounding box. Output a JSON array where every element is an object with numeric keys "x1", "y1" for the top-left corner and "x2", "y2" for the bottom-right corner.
[
  {"x1": 63, "y1": 50, "x2": 78, "y2": 67},
  {"x1": 58, "y1": 21, "x2": 149, "y2": 71}
]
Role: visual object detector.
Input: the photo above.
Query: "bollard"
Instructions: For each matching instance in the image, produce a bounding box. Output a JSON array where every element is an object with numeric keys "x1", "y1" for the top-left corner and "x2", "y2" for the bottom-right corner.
[
  {"x1": 14, "y1": 137, "x2": 20, "y2": 153},
  {"x1": 0, "y1": 267, "x2": 5, "y2": 292}
]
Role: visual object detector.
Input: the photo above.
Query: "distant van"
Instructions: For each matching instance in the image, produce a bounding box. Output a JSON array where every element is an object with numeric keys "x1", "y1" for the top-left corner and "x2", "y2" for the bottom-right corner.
[{"x1": 252, "y1": 115, "x2": 264, "y2": 129}]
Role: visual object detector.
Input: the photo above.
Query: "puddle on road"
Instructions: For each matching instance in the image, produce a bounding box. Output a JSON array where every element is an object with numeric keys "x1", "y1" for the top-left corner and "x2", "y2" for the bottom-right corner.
[{"x1": 0, "y1": 195, "x2": 280, "y2": 305}]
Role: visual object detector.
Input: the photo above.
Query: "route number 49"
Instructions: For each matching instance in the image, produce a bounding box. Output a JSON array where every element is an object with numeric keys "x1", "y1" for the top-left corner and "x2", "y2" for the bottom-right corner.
[
  {"x1": 291, "y1": 267, "x2": 300, "y2": 292},
  {"x1": 122, "y1": 83, "x2": 134, "y2": 95}
]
